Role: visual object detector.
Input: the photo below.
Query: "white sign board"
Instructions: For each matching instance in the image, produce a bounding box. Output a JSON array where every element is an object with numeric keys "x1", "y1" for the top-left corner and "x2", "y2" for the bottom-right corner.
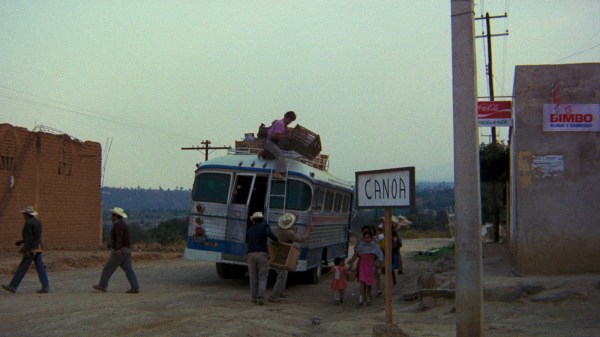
[
  {"x1": 543, "y1": 104, "x2": 600, "y2": 132},
  {"x1": 355, "y1": 167, "x2": 415, "y2": 208}
]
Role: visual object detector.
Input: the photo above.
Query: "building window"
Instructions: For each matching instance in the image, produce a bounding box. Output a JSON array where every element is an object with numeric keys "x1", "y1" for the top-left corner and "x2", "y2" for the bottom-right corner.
[
  {"x1": 0, "y1": 155, "x2": 15, "y2": 171},
  {"x1": 58, "y1": 142, "x2": 72, "y2": 176}
]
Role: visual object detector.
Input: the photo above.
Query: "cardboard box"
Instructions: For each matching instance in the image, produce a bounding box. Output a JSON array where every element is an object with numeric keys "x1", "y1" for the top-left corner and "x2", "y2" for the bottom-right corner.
[{"x1": 269, "y1": 242, "x2": 300, "y2": 271}]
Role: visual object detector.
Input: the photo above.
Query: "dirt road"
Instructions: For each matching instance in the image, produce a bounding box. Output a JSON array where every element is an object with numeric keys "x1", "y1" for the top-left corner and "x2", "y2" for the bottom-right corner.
[{"x1": 1, "y1": 239, "x2": 600, "y2": 336}]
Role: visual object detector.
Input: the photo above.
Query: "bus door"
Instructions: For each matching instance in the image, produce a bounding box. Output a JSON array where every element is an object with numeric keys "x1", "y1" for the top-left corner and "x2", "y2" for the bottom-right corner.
[
  {"x1": 247, "y1": 175, "x2": 270, "y2": 221},
  {"x1": 224, "y1": 174, "x2": 254, "y2": 261}
]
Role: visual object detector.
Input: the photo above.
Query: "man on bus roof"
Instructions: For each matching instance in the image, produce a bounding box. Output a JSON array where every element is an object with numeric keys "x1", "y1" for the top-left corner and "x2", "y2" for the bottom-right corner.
[{"x1": 263, "y1": 110, "x2": 296, "y2": 180}]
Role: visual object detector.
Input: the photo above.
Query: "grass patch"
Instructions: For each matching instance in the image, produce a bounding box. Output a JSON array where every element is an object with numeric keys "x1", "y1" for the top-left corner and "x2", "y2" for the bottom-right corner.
[
  {"x1": 410, "y1": 243, "x2": 455, "y2": 262},
  {"x1": 400, "y1": 229, "x2": 453, "y2": 239}
]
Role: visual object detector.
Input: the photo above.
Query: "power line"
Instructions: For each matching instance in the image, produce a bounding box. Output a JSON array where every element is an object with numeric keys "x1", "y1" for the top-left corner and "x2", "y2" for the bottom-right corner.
[
  {"x1": 181, "y1": 140, "x2": 231, "y2": 161},
  {"x1": 476, "y1": 11, "x2": 509, "y2": 145},
  {"x1": 553, "y1": 41, "x2": 600, "y2": 63},
  {"x1": 0, "y1": 85, "x2": 200, "y2": 143}
]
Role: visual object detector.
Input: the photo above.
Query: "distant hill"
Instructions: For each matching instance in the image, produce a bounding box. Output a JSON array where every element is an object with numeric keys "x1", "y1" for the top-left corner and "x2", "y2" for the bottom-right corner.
[
  {"x1": 101, "y1": 181, "x2": 454, "y2": 231},
  {"x1": 102, "y1": 187, "x2": 191, "y2": 212},
  {"x1": 102, "y1": 181, "x2": 453, "y2": 213}
]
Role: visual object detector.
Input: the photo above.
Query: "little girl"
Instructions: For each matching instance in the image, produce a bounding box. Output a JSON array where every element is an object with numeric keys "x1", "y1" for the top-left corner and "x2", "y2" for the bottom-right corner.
[
  {"x1": 331, "y1": 257, "x2": 348, "y2": 304},
  {"x1": 348, "y1": 230, "x2": 383, "y2": 306}
]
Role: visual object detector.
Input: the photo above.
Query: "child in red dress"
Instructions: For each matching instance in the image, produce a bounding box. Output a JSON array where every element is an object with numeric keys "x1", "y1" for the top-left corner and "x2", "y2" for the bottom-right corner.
[{"x1": 331, "y1": 257, "x2": 348, "y2": 304}]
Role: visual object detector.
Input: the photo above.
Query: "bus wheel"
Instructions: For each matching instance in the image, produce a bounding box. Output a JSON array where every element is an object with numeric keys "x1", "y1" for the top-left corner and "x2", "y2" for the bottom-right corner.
[
  {"x1": 216, "y1": 263, "x2": 231, "y2": 279},
  {"x1": 230, "y1": 265, "x2": 248, "y2": 279},
  {"x1": 306, "y1": 264, "x2": 322, "y2": 284}
]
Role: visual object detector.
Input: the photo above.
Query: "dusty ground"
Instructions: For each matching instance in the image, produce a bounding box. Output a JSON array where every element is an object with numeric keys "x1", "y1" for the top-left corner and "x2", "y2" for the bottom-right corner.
[{"x1": 1, "y1": 239, "x2": 600, "y2": 337}]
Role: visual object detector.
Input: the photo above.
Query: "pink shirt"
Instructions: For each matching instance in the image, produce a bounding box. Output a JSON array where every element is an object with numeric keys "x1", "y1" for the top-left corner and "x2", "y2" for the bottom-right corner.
[{"x1": 268, "y1": 119, "x2": 287, "y2": 139}]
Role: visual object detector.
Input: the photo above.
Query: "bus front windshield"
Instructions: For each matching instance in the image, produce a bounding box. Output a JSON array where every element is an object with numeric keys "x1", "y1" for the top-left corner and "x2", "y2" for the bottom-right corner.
[{"x1": 192, "y1": 172, "x2": 230, "y2": 203}]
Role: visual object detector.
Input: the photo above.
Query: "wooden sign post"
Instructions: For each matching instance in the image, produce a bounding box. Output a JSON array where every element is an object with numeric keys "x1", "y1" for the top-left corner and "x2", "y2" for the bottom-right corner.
[{"x1": 356, "y1": 167, "x2": 415, "y2": 326}]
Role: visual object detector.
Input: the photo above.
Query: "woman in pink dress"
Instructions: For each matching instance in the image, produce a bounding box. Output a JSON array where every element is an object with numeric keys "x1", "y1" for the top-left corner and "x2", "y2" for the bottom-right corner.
[{"x1": 348, "y1": 230, "x2": 383, "y2": 306}]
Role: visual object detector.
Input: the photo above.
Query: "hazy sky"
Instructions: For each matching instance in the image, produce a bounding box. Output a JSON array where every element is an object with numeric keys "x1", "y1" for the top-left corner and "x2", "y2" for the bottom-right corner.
[{"x1": 2, "y1": 1, "x2": 599, "y2": 188}]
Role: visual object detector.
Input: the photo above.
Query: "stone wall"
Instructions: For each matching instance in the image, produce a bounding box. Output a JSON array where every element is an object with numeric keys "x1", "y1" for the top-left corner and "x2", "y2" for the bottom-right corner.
[{"x1": 0, "y1": 124, "x2": 102, "y2": 250}]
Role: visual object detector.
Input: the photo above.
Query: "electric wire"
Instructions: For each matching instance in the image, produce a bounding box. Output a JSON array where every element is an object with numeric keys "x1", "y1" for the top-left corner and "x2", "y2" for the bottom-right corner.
[
  {"x1": 0, "y1": 85, "x2": 199, "y2": 143},
  {"x1": 553, "y1": 41, "x2": 600, "y2": 64},
  {"x1": 501, "y1": 0, "x2": 510, "y2": 97}
]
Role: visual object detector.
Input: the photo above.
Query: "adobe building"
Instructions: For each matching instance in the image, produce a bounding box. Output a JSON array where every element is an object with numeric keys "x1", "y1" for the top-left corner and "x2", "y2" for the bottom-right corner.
[
  {"x1": 0, "y1": 124, "x2": 102, "y2": 250},
  {"x1": 510, "y1": 63, "x2": 600, "y2": 273}
]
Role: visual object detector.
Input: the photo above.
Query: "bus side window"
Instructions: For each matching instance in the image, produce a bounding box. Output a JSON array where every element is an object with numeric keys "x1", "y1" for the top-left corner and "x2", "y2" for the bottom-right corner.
[
  {"x1": 333, "y1": 193, "x2": 342, "y2": 213},
  {"x1": 324, "y1": 190, "x2": 334, "y2": 213},
  {"x1": 286, "y1": 180, "x2": 311, "y2": 210},
  {"x1": 312, "y1": 188, "x2": 324, "y2": 213},
  {"x1": 270, "y1": 180, "x2": 312, "y2": 211},
  {"x1": 342, "y1": 194, "x2": 350, "y2": 213}
]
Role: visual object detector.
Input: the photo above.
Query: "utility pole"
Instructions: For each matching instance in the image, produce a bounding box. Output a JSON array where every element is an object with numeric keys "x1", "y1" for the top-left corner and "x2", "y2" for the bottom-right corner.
[
  {"x1": 181, "y1": 140, "x2": 231, "y2": 161},
  {"x1": 475, "y1": 12, "x2": 508, "y2": 144},
  {"x1": 476, "y1": 11, "x2": 508, "y2": 242},
  {"x1": 451, "y1": 0, "x2": 483, "y2": 335}
]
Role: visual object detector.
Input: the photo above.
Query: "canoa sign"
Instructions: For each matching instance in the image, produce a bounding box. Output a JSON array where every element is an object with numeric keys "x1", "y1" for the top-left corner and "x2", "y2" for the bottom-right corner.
[{"x1": 355, "y1": 167, "x2": 415, "y2": 209}]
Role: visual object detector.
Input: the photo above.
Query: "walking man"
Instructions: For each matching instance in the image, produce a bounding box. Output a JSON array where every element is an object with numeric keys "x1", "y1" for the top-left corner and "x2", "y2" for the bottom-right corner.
[
  {"x1": 93, "y1": 207, "x2": 139, "y2": 293},
  {"x1": 269, "y1": 213, "x2": 313, "y2": 303},
  {"x1": 246, "y1": 211, "x2": 279, "y2": 305},
  {"x1": 2, "y1": 206, "x2": 49, "y2": 294}
]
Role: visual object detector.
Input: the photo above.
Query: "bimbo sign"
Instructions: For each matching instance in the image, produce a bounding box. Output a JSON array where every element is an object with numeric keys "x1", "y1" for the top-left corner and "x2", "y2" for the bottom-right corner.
[{"x1": 543, "y1": 104, "x2": 600, "y2": 132}]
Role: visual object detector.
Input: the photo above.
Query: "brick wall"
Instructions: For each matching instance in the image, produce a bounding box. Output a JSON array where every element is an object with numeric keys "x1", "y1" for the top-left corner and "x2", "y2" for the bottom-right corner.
[{"x1": 0, "y1": 124, "x2": 102, "y2": 251}]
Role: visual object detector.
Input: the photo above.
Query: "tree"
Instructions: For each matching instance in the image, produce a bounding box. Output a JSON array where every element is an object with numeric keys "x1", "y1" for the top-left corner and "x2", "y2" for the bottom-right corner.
[
  {"x1": 150, "y1": 218, "x2": 189, "y2": 245},
  {"x1": 479, "y1": 141, "x2": 510, "y2": 241}
]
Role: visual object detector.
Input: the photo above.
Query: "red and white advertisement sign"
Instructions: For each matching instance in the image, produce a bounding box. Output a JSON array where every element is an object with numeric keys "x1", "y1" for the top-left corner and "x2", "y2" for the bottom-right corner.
[
  {"x1": 543, "y1": 104, "x2": 600, "y2": 132},
  {"x1": 478, "y1": 101, "x2": 513, "y2": 127}
]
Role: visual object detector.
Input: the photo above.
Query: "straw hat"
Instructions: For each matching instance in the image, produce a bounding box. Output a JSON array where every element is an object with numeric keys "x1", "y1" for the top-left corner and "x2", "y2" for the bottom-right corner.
[
  {"x1": 109, "y1": 207, "x2": 128, "y2": 219},
  {"x1": 250, "y1": 211, "x2": 264, "y2": 221},
  {"x1": 277, "y1": 213, "x2": 296, "y2": 229},
  {"x1": 20, "y1": 206, "x2": 38, "y2": 217}
]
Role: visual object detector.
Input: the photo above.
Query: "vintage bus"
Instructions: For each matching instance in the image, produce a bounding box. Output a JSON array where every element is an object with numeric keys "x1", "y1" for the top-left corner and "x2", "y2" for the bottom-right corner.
[{"x1": 183, "y1": 146, "x2": 353, "y2": 283}]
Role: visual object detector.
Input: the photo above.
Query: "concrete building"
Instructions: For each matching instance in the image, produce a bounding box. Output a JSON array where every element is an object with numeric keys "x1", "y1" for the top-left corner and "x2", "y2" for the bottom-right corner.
[
  {"x1": 0, "y1": 124, "x2": 102, "y2": 250},
  {"x1": 510, "y1": 63, "x2": 600, "y2": 273}
]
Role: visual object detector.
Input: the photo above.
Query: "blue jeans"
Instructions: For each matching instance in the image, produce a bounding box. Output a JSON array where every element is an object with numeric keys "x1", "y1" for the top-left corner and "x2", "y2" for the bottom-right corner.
[
  {"x1": 98, "y1": 248, "x2": 139, "y2": 289},
  {"x1": 246, "y1": 252, "x2": 269, "y2": 299},
  {"x1": 10, "y1": 253, "x2": 49, "y2": 289},
  {"x1": 263, "y1": 139, "x2": 286, "y2": 173}
]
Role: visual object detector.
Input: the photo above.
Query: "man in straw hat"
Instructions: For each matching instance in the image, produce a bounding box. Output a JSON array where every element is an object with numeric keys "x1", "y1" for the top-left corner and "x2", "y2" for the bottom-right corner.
[
  {"x1": 93, "y1": 207, "x2": 139, "y2": 293},
  {"x1": 268, "y1": 212, "x2": 313, "y2": 303},
  {"x1": 2, "y1": 206, "x2": 49, "y2": 294},
  {"x1": 246, "y1": 211, "x2": 279, "y2": 305}
]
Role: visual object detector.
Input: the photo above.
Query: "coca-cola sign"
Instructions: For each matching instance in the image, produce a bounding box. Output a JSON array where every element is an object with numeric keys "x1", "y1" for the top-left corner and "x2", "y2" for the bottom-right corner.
[{"x1": 477, "y1": 101, "x2": 513, "y2": 127}]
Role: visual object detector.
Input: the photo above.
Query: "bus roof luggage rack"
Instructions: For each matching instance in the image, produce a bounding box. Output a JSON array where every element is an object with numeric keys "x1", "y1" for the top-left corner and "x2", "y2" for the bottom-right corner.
[
  {"x1": 232, "y1": 129, "x2": 328, "y2": 171},
  {"x1": 287, "y1": 124, "x2": 322, "y2": 159},
  {"x1": 234, "y1": 140, "x2": 264, "y2": 152}
]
